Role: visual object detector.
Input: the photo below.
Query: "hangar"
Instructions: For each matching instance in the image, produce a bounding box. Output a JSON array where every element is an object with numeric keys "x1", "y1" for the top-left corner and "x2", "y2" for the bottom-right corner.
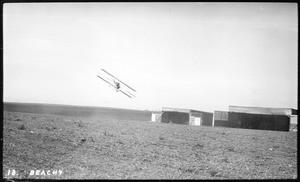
[
  {"x1": 151, "y1": 107, "x2": 213, "y2": 126},
  {"x1": 213, "y1": 106, "x2": 297, "y2": 132}
]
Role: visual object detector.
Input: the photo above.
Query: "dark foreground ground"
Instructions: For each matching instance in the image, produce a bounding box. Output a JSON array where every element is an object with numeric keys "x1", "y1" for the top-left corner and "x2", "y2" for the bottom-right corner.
[{"x1": 2, "y1": 105, "x2": 297, "y2": 179}]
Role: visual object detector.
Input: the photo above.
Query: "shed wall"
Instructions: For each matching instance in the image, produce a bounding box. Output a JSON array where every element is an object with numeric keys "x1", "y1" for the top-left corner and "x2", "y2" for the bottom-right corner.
[
  {"x1": 214, "y1": 111, "x2": 229, "y2": 127},
  {"x1": 190, "y1": 111, "x2": 213, "y2": 126},
  {"x1": 214, "y1": 111, "x2": 228, "y2": 121},
  {"x1": 201, "y1": 112, "x2": 213, "y2": 126},
  {"x1": 214, "y1": 120, "x2": 229, "y2": 127},
  {"x1": 228, "y1": 112, "x2": 290, "y2": 132}
]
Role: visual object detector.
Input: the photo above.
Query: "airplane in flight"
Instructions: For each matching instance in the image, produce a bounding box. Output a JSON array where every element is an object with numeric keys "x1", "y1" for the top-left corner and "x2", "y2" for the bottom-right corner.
[{"x1": 96, "y1": 69, "x2": 136, "y2": 98}]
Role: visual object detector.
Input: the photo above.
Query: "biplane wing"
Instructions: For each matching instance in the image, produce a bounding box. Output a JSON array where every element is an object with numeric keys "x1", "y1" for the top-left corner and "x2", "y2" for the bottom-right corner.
[
  {"x1": 96, "y1": 69, "x2": 136, "y2": 98},
  {"x1": 118, "y1": 90, "x2": 133, "y2": 98},
  {"x1": 101, "y1": 69, "x2": 136, "y2": 92},
  {"x1": 97, "y1": 75, "x2": 117, "y2": 89}
]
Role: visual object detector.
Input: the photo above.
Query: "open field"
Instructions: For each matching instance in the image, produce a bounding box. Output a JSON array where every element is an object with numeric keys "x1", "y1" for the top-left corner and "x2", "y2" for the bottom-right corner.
[
  {"x1": 3, "y1": 102, "x2": 151, "y2": 121},
  {"x1": 3, "y1": 104, "x2": 297, "y2": 179}
]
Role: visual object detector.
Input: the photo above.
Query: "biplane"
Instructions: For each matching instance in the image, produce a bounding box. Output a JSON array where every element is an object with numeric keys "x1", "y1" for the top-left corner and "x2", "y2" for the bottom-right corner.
[{"x1": 96, "y1": 69, "x2": 136, "y2": 98}]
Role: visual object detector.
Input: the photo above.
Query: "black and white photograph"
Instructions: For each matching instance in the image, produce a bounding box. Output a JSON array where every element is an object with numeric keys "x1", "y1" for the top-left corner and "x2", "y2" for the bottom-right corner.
[{"x1": 3, "y1": 2, "x2": 297, "y2": 179}]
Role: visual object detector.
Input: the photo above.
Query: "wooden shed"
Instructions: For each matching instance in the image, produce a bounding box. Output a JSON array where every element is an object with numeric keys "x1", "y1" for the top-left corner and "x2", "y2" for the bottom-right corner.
[
  {"x1": 227, "y1": 106, "x2": 297, "y2": 132},
  {"x1": 161, "y1": 107, "x2": 213, "y2": 126}
]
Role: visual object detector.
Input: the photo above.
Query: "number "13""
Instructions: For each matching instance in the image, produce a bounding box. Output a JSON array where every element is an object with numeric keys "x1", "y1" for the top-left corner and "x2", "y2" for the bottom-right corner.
[{"x1": 7, "y1": 169, "x2": 17, "y2": 176}]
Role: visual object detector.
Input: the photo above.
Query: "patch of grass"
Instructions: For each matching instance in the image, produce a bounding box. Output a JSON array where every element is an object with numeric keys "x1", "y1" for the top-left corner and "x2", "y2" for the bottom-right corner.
[
  {"x1": 3, "y1": 111, "x2": 298, "y2": 179},
  {"x1": 222, "y1": 156, "x2": 229, "y2": 163},
  {"x1": 104, "y1": 131, "x2": 114, "y2": 137},
  {"x1": 227, "y1": 146, "x2": 235, "y2": 152},
  {"x1": 178, "y1": 167, "x2": 195, "y2": 173},
  {"x1": 117, "y1": 140, "x2": 124, "y2": 145},
  {"x1": 194, "y1": 143, "x2": 204, "y2": 148},
  {"x1": 89, "y1": 137, "x2": 94, "y2": 142},
  {"x1": 5, "y1": 116, "x2": 13, "y2": 121},
  {"x1": 80, "y1": 138, "x2": 86, "y2": 144},
  {"x1": 74, "y1": 120, "x2": 84, "y2": 128},
  {"x1": 209, "y1": 169, "x2": 219, "y2": 177},
  {"x1": 18, "y1": 124, "x2": 26, "y2": 130},
  {"x1": 255, "y1": 155, "x2": 262, "y2": 159},
  {"x1": 45, "y1": 126, "x2": 59, "y2": 131}
]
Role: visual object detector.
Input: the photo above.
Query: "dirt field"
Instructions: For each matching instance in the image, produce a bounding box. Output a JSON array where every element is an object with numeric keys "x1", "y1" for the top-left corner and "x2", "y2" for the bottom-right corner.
[{"x1": 3, "y1": 110, "x2": 297, "y2": 179}]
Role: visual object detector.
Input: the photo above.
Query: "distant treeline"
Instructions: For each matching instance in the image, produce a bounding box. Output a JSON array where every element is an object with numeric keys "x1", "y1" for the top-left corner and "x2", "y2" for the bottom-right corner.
[{"x1": 3, "y1": 102, "x2": 152, "y2": 121}]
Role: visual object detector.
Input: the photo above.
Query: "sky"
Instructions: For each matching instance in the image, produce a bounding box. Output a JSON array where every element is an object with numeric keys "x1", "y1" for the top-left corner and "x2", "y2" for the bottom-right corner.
[{"x1": 3, "y1": 3, "x2": 298, "y2": 112}]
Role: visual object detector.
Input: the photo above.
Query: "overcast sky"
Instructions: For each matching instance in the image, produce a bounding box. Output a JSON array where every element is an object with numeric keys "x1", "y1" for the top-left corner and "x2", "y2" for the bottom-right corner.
[{"x1": 3, "y1": 3, "x2": 298, "y2": 112}]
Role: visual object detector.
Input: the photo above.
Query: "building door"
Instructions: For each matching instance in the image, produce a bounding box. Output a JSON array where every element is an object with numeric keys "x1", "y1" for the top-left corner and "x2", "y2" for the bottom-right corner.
[
  {"x1": 195, "y1": 117, "x2": 201, "y2": 126},
  {"x1": 151, "y1": 114, "x2": 156, "y2": 122},
  {"x1": 161, "y1": 111, "x2": 190, "y2": 125}
]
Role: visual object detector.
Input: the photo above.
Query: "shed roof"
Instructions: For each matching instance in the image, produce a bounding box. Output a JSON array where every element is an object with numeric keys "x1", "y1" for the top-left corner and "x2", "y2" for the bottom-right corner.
[
  {"x1": 162, "y1": 107, "x2": 191, "y2": 113},
  {"x1": 162, "y1": 107, "x2": 212, "y2": 114},
  {"x1": 151, "y1": 111, "x2": 162, "y2": 114},
  {"x1": 229, "y1": 106, "x2": 297, "y2": 116}
]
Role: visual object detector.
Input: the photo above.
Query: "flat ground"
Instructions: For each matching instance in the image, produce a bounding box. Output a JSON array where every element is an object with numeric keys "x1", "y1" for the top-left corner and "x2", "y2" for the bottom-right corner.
[{"x1": 3, "y1": 111, "x2": 297, "y2": 179}]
